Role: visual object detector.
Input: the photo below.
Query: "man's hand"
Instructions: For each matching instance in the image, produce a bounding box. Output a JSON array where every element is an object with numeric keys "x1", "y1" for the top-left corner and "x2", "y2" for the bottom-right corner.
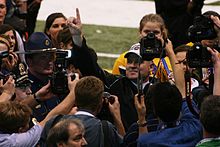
[
  {"x1": 0, "y1": 76, "x2": 15, "y2": 96},
  {"x1": 35, "y1": 81, "x2": 54, "y2": 101},
  {"x1": 108, "y1": 95, "x2": 121, "y2": 118},
  {"x1": 211, "y1": 15, "x2": 220, "y2": 41},
  {"x1": 207, "y1": 47, "x2": 220, "y2": 67},
  {"x1": 0, "y1": 76, "x2": 15, "y2": 102},
  {"x1": 134, "y1": 94, "x2": 146, "y2": 121},
  {"x1": 207, "y1": 47, "x2": 220, "y2": 95},
  {"x1": 67, "y1": 8, "x2": 83, "y2": 47},
  {"x1": 68, "y1": 73, "x2": 79, "y2": 92},
  {"x1": 67, "y1": 8, "x2": 82, "y2": 36}
]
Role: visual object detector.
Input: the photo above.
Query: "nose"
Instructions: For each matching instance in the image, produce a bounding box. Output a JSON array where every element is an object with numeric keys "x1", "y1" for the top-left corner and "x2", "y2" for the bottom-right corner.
[
  {"x1": 82, "y1": 137, "x2": 87, "y2": 146},
  {"x1": 58, "y1": 25, "x2": 64, "y2": 30},
  {"x1": 25, "y1": 87, "x2": 32, "y2": 95}
]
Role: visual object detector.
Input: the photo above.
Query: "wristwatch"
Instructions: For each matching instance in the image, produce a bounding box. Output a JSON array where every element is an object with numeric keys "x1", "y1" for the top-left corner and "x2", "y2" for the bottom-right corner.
[{"x1": 137, "y1": 120, "x2": 147, "y2": 127}]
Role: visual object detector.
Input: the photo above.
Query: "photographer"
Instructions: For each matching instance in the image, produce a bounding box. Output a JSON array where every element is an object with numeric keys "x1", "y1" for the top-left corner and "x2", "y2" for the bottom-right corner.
[
  {"x1": 185, "y1": 11, "x2": 220, "y2": 108},
  {"x1": 196, "y1": 48, "x2": 220, "y2": 147},
  {"x1": 41, "y1": 76, "x2": 124, "y2": 147},
  {"x1": 112, "y1": 14, "x2": 172, "y2": 82}
]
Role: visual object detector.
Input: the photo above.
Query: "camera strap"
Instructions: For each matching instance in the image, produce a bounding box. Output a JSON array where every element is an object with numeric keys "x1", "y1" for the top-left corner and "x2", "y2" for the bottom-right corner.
[
  {"x1": 185, "y1": 70, "x2": 199, "y2": 117},
  {"x1": 208, "y1": 68, "x2": 214, "y2": 93},
  {"x1": 161, "y1": 58, "x2": 171, "y2": 76},
  {"x1": 137, "y1": 57, "x2": 143, "y2": 96}
]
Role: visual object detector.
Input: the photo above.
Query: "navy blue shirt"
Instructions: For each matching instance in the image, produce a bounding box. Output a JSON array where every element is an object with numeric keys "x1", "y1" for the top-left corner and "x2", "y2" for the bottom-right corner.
[
  {"x1": 137, "y1": 100, "x2": 203, "y2": 147},
  {"x1": 28, "y1": 71, "x2": 61, "y2": 121}
]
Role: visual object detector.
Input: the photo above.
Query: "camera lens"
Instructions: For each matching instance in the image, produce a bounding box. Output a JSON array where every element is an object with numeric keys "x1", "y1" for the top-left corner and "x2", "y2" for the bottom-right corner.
[{"x1": 146, "y1": 32, "x2": 155, "y2": 39}]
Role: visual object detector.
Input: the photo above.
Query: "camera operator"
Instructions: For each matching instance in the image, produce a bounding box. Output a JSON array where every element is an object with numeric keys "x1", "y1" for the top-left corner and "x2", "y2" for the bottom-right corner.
[
  {"x1": 185, "y1": 11, "x2": 220, "y2": 108},
  {"x1": 24, "y1": 32, "x2": 63, "y2": 121},
  {"x1": 195, "y1": 49, "x2": 220, "y2": 146}
]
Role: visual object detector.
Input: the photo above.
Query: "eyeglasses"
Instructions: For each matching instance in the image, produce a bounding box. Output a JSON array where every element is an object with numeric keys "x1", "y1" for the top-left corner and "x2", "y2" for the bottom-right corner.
[{"x1": 176, "y1": 58, "x2": 187, "y2": 65}]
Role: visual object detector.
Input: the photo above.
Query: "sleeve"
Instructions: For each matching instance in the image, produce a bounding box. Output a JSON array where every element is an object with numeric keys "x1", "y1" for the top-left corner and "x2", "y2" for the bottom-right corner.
[
  {"x1": 72, "y1": 37, "x2": 117, "y2": 85},
  {"x1": 6, "y1": 124, "x2": 43, "y2": 147},
  {"x1": 107, "y1": 121, "x2": 123, "y2": 147},
  {"x1": 181, "y1": 99, "x2": 199, "y2": 120}
]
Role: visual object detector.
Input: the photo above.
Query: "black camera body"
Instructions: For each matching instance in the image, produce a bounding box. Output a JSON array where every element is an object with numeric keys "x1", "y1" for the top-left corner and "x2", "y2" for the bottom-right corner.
[
  {"x1": 103, "y1": 92, "x2": 115, "y2": 105},
  {"x1": 187, "y1": 15, "x2": 217, "y2": 68},
  {"x1": 188, "y1": 15, "x2": 217, "y2": 42},
  {"x1": 186, "y1": 43, "x2": 212, "y2": 68},
  {"x1": 50, "y1": 49, "x2": 72, "y2": 95},
  {"x1": 140, "y1": 32, "x2": 165, "y2": 61},
  {"x1": 0, "y1": 50, "x2": 9, "y2": 59}
]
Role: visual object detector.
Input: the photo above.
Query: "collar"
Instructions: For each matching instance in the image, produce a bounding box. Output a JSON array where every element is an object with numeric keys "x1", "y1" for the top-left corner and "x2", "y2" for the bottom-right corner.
[
  {"x1": 131, "y1": 80, "x2": 150, "y2": 89},
  {"x1": 196, "y1": 137, "x2": 220, "y2": 146},
  {"x1": 75, "y1": 110, "x2": 95, "y2": 117}
]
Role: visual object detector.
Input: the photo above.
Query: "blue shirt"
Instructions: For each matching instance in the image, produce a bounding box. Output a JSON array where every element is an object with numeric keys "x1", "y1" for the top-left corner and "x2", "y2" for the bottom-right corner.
[
  {"x1": 137, "y1": 100, "x2": 203, "y2": 147},
  {"x1": 0, "y1": 124, "x2": 43, "y2": 147}
]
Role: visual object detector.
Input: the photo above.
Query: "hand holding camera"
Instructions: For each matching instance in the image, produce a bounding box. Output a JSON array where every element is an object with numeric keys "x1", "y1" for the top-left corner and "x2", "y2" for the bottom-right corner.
[
  {"x1": 187, "y1": 15, "x2": 220, "y2": 68},
  {"x1": 67, "y1": 73, "x2": 79, "y2": 92},
  {"x1": 140, "y1": 32, "x2": 166, "y2": 61},
  {"x1": 106, "y1": 94, "x2": 122, "y2": 120}
]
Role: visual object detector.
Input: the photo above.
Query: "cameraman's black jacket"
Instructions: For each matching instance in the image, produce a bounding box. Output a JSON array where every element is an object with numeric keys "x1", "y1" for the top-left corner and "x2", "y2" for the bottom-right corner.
[{"x1": 75, "y1": 38, "x2": 158, "y2": 131}]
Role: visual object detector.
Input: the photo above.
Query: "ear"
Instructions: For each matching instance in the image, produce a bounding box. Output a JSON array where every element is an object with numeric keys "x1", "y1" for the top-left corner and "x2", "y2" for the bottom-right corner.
[
  {"x1": 59, "y1": 42, "x2": 64, "y2": 48},
  {"x1": 46, "y1": 29, "x2": 50, "y2": 36},
  {"x1": 57, "y1": 142, "x2": 65, "y2": 147}
]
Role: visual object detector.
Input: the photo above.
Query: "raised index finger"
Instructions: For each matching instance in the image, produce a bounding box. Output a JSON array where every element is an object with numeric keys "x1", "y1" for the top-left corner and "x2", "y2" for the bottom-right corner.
[{"x1": 76, "y1": 8, "x2": 81, "y2": 21}]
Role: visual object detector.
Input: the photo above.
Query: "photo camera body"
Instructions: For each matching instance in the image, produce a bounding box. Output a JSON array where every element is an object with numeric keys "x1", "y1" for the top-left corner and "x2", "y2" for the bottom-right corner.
[
  {"x1": 140, "y1": 32, "x2": 166, "y2": 61},
  {"x1": 50, "y1": 49, "x2": 73, "y2": 95},
  {"x1": 187, "y1": 15, "x2": 217, "y2": 68},
  {"x1": 103, "y1": 92, "x2": 115, "y2": 105},
  {"x1": 0, "y1": 50, "x2": 9, "y2": 59}
]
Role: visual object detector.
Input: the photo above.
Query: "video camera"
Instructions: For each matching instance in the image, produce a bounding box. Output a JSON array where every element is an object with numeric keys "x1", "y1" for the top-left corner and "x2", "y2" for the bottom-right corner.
[
  {"x1": 187, "y1": 15, "x2": 218, "y2": 68},
  {"x1": 50, "y1": 49, "x2": 74, "y2": 95},
  {"x1": 140, "y1": 32, "x2": 166, "y2": 61}
]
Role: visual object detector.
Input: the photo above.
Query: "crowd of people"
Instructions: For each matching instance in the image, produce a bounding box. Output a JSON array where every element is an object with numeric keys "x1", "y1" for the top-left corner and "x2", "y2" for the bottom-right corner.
[{"x1": 1, "y1": 0, "x2": 220, "y2": 146}]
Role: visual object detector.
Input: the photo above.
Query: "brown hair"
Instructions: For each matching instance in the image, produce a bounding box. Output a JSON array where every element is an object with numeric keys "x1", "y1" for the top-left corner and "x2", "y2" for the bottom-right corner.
[
  {"x1": 0, "y1": 101, "x2": 32, "y2": 133},
  {"x1": 57, "y1": 27, "x2": 72, "y2": 47},
  {"x1": 75, "y1": 76, "x2": 104, "y2": 113}
]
